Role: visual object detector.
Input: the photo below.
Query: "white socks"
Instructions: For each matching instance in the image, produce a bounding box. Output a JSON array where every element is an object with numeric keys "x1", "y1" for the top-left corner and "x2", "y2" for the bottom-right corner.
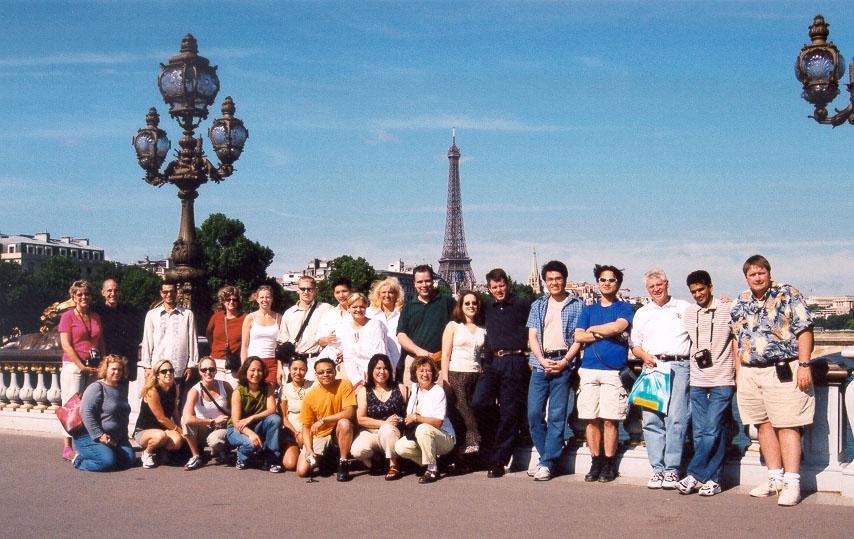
[
  {"x1": 783, "y1": 471, "x2": 800, "y2": 487},
  {"x1": 768, "y1": 468, "x2": 784, "y2": 482}
]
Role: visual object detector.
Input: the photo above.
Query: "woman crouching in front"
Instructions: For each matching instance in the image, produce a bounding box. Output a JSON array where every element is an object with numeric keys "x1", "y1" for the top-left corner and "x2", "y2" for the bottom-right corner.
[
  {"x1": 72, "y1": 354, "x2": 135, "y2": 471},
  {"x1": 226, "y1": 356, "x2": 283, "y2": 472},
  {"x1": 394, "y1": 356, "x2": 456, "y2": 483},
  {"x1": 133, "y1": 359, "x2": 185, "y2": 468},
  {"x1": 181, "y1": 356, "x2": 233, "y2": 470}
]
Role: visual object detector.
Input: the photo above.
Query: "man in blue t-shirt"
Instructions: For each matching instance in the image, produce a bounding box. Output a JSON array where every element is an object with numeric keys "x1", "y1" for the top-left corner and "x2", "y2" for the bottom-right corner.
[{"x1": 573, "y1": 264, "x2": 634, "y2": 483}]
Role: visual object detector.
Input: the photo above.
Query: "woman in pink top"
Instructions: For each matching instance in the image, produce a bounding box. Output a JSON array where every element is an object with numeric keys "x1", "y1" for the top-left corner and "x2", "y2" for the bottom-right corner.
[{"x1": 59, "y1": 279, "x2": 104, "y2": 460}]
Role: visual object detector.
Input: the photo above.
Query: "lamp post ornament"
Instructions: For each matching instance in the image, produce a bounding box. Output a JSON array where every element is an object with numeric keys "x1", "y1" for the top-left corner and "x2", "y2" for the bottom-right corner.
[
  {"x1": 132, "y1": 34, "x2": 249, "y2": 308},
  {"x1": 795, "y1": 15, "x2": 854, "y2": 126}
]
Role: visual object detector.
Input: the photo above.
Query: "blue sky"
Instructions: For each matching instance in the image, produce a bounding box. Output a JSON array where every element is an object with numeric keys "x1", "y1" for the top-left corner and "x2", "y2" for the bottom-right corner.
[{"x1": 1, "y1": 0, "x2": 852, "y2": 298}]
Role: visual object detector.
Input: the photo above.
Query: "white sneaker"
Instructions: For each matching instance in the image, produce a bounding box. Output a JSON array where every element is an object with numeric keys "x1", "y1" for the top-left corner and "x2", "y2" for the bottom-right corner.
[
  {"x1": 533, "y1": 466, "x2": 552, "y2": 481},
  {"x1": 699, "y1": 480, "x2": 722, "y2": 497},
  {"x1": 749, "y1": 477, "x2": 784, "y2": 497},
  {"x1": 676, "y1": 475, "x2": 699, "y2": 495},
  {"x1": 661, "y1": 471, "x2": 680, "y2": 490},
  {"x1": 527, "y1": 465, "x2": 542, "y2": 478},
  {"x1": 647, "y1": 471, "x2": 664, "y2": 489},
  {"x1": 777, "y1": 482, "x2": 802, "y2": 506},
  {"x1": 184, "y1": 455, "x2": 202, "y2": 471},
  {"x1": 141, "y1": 450, "x2": 156, "y2": 469}
]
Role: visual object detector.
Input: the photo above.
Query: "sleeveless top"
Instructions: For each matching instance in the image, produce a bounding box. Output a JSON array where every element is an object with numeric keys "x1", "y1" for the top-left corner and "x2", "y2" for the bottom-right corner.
[
  {"x1": 193, "y1": 380, "x2": 230, "y2": 420},
  {"x1": 449, "y1": 322, "x2": 486, "y2": 373},
  {"x1": 366, "y1": 386, "x2": 406, "y2": 423},
  {"x1": 282, "y1": 380, "x2": 314, "y2": 429},
  {"x1": 237, "y1": 384, "x2": 267, "y2": 418},
  {"x1": 134, "y1": 384, "x2": 177, "y2": 433},
  {"x1": 247, "y1": 312, "x2": 279, "y2": 358}
]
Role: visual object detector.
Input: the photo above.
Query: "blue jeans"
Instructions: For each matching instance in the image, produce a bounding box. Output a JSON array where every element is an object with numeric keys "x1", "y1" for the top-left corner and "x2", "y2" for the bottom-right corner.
[
  {"x1": 641, "y1": 360, "x2": 690, "y2": 473},
  {"x1": 226, "y1": 415, "x2": 282, "y2": 465},
  {"x1": 73, "y1": 433, "x2": 136, "y2": 472},
  {"x1": 527, "y1": 367, "x2": 570, "y2": 470},
  {"x1": 687, "y1": 385, "x2": 734, "y2": 483}
]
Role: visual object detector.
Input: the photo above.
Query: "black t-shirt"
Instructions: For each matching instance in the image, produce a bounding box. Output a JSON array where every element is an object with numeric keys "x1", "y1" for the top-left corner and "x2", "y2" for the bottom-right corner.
[{"x1": 483, "y1": 295, "x2": 531, "y2": 354}]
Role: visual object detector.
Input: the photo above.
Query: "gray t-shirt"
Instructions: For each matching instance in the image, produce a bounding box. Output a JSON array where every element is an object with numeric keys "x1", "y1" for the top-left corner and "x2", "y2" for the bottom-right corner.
[{"x1": 80, "y1": 380, "x2": 131, "y2": 440}]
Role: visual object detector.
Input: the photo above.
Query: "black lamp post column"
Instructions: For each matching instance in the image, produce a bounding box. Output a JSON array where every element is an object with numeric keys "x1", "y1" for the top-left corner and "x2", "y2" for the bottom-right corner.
[{"x1": 132, "y1": 35, "x2": 248, "y2": 309}]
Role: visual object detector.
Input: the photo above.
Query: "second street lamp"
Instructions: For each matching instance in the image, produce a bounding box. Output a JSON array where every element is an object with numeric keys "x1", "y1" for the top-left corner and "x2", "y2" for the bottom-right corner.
[
  {"x1": 132, "y1": 34, "x2": 249, "y2": 308},
  {"x1": 795, "y1": 15, "x2": 854, "y2": 126}
]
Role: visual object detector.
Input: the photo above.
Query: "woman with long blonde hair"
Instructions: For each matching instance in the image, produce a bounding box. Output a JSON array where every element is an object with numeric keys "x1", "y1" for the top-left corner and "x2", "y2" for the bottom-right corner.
[{"x1": 133, "y1": 359, "x2": 184, "y2": 468}]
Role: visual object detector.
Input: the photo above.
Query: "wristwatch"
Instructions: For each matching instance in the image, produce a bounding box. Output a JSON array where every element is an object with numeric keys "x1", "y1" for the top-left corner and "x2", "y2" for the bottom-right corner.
[{"x1": 798, "y1": 361, "x2": 811, "y2": 368}]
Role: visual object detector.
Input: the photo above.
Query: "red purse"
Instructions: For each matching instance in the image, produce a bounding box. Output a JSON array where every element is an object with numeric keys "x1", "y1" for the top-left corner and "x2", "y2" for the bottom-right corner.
[{"x1": 56, "y1": 393, "x2": 85, "y2": 436}]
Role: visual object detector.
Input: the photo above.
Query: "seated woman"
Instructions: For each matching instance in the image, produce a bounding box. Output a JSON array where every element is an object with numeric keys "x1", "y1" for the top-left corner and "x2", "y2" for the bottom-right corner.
[
  {"x1": 133, "y1": 359, "x2": 185, "y2": 469},
  {"x1": 336, "y1": 292, "x2": 387, "y2": 388},
  {"x1": 72, "y1": 354, "x2": 135, "y2": 472},
  {"x1": 181, "y1": 356, "x2": 233, "y2": 470},
  {"x1": 279, "y1": 357, "x2": 313, "y2": 471},
  {"x1": 351, "y1": 354, "x2": 408, "y2": 480},
  {"x1": 226, "y1": 356, "x2": 283, "y2": 472},
  {"x1": 394, "y1": 357, "x2": 456, "y2": 483}
]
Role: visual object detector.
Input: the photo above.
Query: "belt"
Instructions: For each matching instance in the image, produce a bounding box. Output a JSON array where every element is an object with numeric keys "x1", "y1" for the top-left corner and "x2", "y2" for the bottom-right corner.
[
  {"x1": 293, "y1": 352, "x2": 320, "y2": 360},
  {"x1": 656, "y1": 355, "x2": 689, "y2": 362},
  {"x1": 544, "y1": 350, "x2": 568, "y2": 359},
  {"x1": 492, "y1": 349, "x2": 524, "y2": 358},
  {"x1": 748, "y1": 357, "x2": 797, "y2": 369}
]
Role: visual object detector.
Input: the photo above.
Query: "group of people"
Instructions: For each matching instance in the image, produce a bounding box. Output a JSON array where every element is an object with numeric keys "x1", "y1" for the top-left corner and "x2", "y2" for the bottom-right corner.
[{"x1": 59, "y1": 255, "x2": 815, "y2": 505}]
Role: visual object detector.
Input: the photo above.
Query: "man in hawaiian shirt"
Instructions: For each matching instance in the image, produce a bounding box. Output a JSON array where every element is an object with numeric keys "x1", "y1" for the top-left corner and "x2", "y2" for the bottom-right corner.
[{"x1": 730, "y1": 254, "x2": 814, "y2": 507}]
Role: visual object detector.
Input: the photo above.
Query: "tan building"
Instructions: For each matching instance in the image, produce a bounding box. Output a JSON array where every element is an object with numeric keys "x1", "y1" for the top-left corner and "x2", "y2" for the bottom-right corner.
[{"x1": 0, "y1": 232, "x2": 104, "y2": 276}]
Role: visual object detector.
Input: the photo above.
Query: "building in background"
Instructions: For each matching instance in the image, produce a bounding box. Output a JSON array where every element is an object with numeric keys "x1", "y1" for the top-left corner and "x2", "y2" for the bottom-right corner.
[
  {"x1": 132, "y1": 256, "x2": 171, "y2": 279},
  {"x1": 807, "y1": 295, "x2": 854, "y2": 318},
  {"x1": 437, "y1": 129, "x2": 476, "y2": 294},
  {"x1": 0, "y1": 232, "x2": 104, "y2": 276},
  {"x1": 526, "y1": 248, "x2": 543, "y2": 295}
]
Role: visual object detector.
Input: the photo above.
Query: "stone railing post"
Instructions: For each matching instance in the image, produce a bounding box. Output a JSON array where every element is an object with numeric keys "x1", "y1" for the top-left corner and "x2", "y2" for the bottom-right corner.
[
  {"x1": 4, "y1": 364, "x2": 21, "y2": 410},
  {"x1": 0, "y1": 363, "x2": 8, "y2": 410},
  {"x1": 32, "y1": 364, "x2": 49, "y2": 411},
  {"x1": 18, "y1": 364, "x2": 35, "y2": 411},
  {"x1": 46, "y1": 364, "x2": 61, "y2": 410}
]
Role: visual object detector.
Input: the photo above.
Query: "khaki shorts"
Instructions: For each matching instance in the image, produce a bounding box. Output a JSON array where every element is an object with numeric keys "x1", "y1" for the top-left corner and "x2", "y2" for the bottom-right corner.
[
  {"x1": 577, "y1": 368, "x2": 627, "y2": 421},
  {"x1": 736, "y1": 360, "x2": 815, "y2": 428},
  {"x1": 301, "y1": 434, "x2": 334, "y2": 460}
]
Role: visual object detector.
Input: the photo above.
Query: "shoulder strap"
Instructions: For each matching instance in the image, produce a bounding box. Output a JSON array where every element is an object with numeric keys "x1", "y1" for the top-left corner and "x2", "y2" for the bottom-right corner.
[
  {"x1": 223, "y1": 311, "x2": 231, "y2": 350},
  {"x1": 199, "y1": 382, "x2": 229, "y2": 417},
  {"x1": 294, "y1": 301, "x2": 319, "y2": 345}
]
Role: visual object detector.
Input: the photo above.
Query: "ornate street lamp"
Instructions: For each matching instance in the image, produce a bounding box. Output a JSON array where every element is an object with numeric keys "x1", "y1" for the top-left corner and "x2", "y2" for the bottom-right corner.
[
  {"x1": 132, "y1": 34, "x2": 249, "y2": 308},
  {"x1": 795, "y1": 15, "x2": 853, "y2": 126}
]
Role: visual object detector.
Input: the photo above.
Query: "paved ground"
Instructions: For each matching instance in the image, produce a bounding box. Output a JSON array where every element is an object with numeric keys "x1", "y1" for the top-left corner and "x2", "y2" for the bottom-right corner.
[{"x1": 2, "y1": 432, "x2": 853, "y2": 538}]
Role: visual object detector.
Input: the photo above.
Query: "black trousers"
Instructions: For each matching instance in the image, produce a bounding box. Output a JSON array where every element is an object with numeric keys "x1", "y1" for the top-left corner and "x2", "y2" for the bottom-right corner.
[{"x1": 472, "y1": 354, "x2": 529, "y2": 466}]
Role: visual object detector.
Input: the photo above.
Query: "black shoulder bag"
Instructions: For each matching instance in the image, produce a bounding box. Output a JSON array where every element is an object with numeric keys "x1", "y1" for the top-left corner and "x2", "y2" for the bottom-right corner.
[
  {"x1": 275, "y1": 301, "x2": 319, "y2": 362},
  {"x1": 223, "y1": 312, "x2": 241, "y2": 372}
]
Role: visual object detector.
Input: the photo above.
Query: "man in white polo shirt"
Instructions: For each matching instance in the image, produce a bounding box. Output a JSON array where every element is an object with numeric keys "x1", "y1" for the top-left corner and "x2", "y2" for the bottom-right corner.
[{"x1": 631, "y1": 269, "x2": 691, "y2": 490}]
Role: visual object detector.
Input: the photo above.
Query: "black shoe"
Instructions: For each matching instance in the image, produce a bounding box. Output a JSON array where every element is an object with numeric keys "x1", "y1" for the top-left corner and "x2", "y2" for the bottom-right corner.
[
  {"x1": 336, "y1": 459, "x2": 351, "y2": 482},
  {"x1": 598, "y1": 458, "x2": 617, "y2": 483},
  {"x1": 487, "y1": 463, "x2": 505, "y2": 478},
  {"x1": 585, "y1": 456, "x2": 603, "y2": 482}
]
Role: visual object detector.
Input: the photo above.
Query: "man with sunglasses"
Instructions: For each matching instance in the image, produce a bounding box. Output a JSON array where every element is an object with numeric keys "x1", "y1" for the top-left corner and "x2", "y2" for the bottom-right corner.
[
  {"x1": 297, "y1": 357, "x2": 356, "y2": 481},
  {"x1": 525, "y1": 260, "x2": 583, "y2": 482},
  {"x1": 279, "y1": 276, "x2": 332, "y2": 382},
  {"x1": 140, "y1": 283, "x2": 198, "y2": 389},
  {"x1": 574, "y1": 265, "x2": 634, "y2": 483}
]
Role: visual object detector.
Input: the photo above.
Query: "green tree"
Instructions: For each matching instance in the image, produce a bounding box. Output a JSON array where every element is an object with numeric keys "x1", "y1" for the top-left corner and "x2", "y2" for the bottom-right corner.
[
  {"x1": 813, "y1": 310, "x2": 854, "y2": 330},
  {"x1": 0, "y1": 261, "x2": 37, "y2": 337},
  {"x1": 317, "y1": 255, "x2": 378, "y2": 304},
  {"x1": 509, "y1": 278, "x2": 536, "y2": 301},
  {"x1": 196, "y1": 213, "x2": 287, "y2": 312}
]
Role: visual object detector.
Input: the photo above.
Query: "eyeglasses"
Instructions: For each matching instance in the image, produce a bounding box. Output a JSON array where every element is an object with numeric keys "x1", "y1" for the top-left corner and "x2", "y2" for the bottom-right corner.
[
  {"x1": 74, "y1": 292, "x2": 91, "y2": 297},
  {"x1": 160, "y1": 289, "x2": 176, "y2": 296},
  {"x1": 298, "y1": 287, "x2": 315, "y2": 292},
  {"x1": 316, "y1": 369, "x2": 335, "y2": 376},
  {"x1": 224, "y1": 298, "x2": 238, "y2": 303},
  {"x1": 158, "y1": 368, "x2": 175, "y2": 374},
  {"x1": 199, "y1": 367, "x2": 217, "y2": 374},
  {"x1": 598, "y1": 278, "x2": 618, "y2": 283}
]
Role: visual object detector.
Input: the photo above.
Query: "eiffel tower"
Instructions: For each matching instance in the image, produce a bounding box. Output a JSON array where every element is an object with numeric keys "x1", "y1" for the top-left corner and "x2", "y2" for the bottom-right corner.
[{"x1": 438, "y1": 128, "x2": 476, "y2": 294}]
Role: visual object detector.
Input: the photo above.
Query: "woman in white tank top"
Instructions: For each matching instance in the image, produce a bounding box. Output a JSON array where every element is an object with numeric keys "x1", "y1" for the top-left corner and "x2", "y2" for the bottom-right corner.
[
  {"x1": 241, "y1": 285, "x2": 281, "y2": 386},
  {"x1": 440, "y1": 291, "x2": 486, "y2": 457},
  {"x1": 181, "y1": 357, "x2": 233, "y2": 469}
]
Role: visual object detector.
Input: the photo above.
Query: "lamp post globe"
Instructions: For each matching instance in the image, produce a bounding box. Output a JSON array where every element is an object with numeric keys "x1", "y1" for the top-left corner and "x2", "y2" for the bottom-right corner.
[{"x1": 796, "y1": 15, "x2": 854, "y2": 125}]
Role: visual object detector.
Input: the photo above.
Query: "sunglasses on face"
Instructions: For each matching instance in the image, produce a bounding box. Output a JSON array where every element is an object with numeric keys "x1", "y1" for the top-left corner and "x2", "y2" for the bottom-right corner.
[
  {"x1": 298, "y1": 287, "x2": 315, "y2": 292},
  {"x1": 159, "y1": 368, "x2": 175, "y2": 374},
  {"x1": 199, "y1": 367, "x2": 217, "y2": 374},
  {"x1": 598, "y1": 278, "x2": 618, "y2": 283},
  {"x1": 74, "y1": 293, "x2": 91, "y2": 297},
  {"x1": 316, "y1": 369, "x2": 335, "y2": 376}
]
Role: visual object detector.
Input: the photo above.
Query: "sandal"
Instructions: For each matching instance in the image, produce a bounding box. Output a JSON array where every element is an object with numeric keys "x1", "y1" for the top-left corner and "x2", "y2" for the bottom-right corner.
[
  {"x1": 419, "y1": 470, "x2": 438, "y2": 484},
  {"x1": 62, "y1": 447, "x2": 74, "y2": 461},
  {"x1": 385, "y1": 465, "x2": 402, "y2": 481}
]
